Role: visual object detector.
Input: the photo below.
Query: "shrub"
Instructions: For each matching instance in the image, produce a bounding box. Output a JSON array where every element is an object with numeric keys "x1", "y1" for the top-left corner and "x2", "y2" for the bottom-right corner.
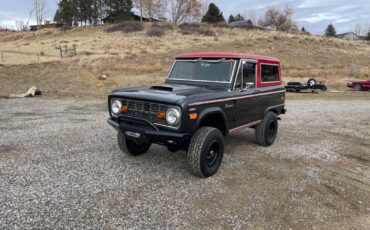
[
  {"x1": 199, "y1": 28, "x2": 216, "y2": 36},
  {"x1": 60, "y1": 25, "x2": 72, "y2": 32},
  {"x1": 178, "y1": 23, "x2": 215, "y2": 36},
  {"x1": 213, "y1": 22, "x2": 231, "y2": 28},
  {"x1": 179, "y1": 23, "x2": 201, "y2": 30},
  {"x1": 179, "y1": 25, "x2": 215, "y2": 36},
  {"x1": 152, "y1": 22, "x2": 174, "y2": 30},
  {"x1": 146, "y1": 27, "x2": 165, "y2": 37},
  {"x1": 106, "y1": 21, "x2": 144, "y2": 33}
]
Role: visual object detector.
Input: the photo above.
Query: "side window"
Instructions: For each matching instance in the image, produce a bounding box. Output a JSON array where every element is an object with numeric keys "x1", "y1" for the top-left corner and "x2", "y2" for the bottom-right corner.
[
  {"x1": 261, "y1": 64, "x2": 280, "y2": 82},
  {"x1": 234, "y1": 61, "x2": 256, "y2": 90},
  {"x1": 242, "y1": 63, "x2": 256, "y2": 88}
]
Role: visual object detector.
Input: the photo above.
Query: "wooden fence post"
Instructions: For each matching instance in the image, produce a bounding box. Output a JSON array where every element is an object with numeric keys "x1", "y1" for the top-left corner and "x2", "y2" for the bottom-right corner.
[
  {"x1": 1, "y1": 52, "x2": 3, "y2": 62},
  {"x1": 73, "y1": 44, "x2": 76, "y2": 56},
  {"x1": 59, "y1": 45, "x2": 63, "y2": 57}
]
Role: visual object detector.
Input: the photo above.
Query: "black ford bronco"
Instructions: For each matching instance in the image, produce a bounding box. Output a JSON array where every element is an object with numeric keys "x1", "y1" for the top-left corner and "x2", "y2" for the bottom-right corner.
[{"x1": 108, "y1": 52, "x2": 286, "y2": 177}]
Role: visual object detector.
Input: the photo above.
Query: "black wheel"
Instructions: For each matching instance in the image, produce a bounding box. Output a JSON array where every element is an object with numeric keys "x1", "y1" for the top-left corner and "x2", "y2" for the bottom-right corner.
[
  {"x1": 354, "y1": 84, "x2": 363, "y2": 91},
  {"x1": 117, "y1": 132, "x2": 151, "y2": 156},
  {"x1": 255, "y1": 112, "x2": 278, "y2": 147},
  {"x1": 188, "y1": 127, "x2": 224, "y2": 178},
  {"x1": 307, "y1": 78, "x2": 316, "y2": 87}
]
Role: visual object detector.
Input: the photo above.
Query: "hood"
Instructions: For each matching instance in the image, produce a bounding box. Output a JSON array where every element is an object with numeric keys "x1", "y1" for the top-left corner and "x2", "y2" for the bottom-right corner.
[{"x1": 111, "y1": 84, "x2": 222, "y2": 104}]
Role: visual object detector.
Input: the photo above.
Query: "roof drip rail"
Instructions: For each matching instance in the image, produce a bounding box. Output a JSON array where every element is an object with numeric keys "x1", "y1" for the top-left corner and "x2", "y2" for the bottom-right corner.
[{"x1": 191, "y1": 58, "x2": 228, "y2": 63}]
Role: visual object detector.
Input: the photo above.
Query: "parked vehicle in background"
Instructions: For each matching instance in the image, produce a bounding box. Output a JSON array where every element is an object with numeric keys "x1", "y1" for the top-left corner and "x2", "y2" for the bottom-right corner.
[
  {"x1": 285, "y1": 79, "x2": 327, "y2": 92},
  {"x1": 347, "y1": 80, "x2": 370, "y2": 91},
  {"x1": 107, "y1": 53, "x2": 286, "y2": 178}
]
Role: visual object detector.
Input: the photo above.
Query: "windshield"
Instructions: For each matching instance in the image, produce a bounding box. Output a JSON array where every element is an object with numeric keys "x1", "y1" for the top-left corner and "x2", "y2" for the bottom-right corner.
[{"x1": 168, "y1": 60, "x2": 236, "y2": 83}]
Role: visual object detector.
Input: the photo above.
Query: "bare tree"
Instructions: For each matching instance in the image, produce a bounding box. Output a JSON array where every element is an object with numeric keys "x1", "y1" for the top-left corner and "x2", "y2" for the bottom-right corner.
[
  {"x1": 354, "y1": 23, "x2": 369, "y2": 36},
  {"x1": 133, "y1": 0, "x2": 145, "y2": 21},
  {"x1": 243, "y1": 9, "x2": 257, "y2": 25},
  {"x1": 25, "y1": 8, "x2": 34, "y2": 29},
  {"x1": 134, "y1": 0, "x2": 168, "y2": 21},
  {"x1": 262, "y1": 4, "x2": 294, "y2": 30},
  {"x1": 33, "y1": 0, "x2": 46, "y2": 29},
  {"x1": 169, "y1": 0, "x2": 202, "y2": 24},
  {"x1": 15, "y1": 20, "x2": 25, "y2": 31}
]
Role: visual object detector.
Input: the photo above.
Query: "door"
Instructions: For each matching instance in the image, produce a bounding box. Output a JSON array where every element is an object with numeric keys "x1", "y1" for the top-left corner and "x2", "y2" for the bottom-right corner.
[{"x1": 228, "y1": 60, "x2": 260, "y2": 128}]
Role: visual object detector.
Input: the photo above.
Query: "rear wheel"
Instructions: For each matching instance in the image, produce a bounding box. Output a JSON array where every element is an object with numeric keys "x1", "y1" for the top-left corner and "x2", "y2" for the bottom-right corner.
[
  {"x1": 188, "y1": 127, "x2": 224, "y2": 178},
  {"x1": 354, "y1": 84, "x2": 363, "y2": 91},
  {"x1": 307, "y1": 78, "x2": 316, "y2": 87},
  {"x1": 117, "y1": 133, "x2": 151, "y2": 156},
  {"x1": 255, "y1": 112, "x2": 278, "y2": 147}
]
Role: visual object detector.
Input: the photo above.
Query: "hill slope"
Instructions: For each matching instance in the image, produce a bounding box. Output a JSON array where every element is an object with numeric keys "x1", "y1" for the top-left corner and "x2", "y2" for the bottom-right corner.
[{"x1": 1, "y1": 24, "x2": 369, "y2": 98}]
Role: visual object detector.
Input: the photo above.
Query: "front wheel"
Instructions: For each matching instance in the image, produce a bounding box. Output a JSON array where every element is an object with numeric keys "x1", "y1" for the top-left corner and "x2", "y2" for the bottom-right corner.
[
  {"x1": 117, "y1": 133, "x2": 151, "y2": 156},
  {"x1": 354, "y1": 84, "x2": 363, "y2": 91},
  {"x1": 188, "y1": 127, "x2": 224, "y2": 178},
  {"x1": 255, "y1": 112, "x2": 278, "y2": 147}
]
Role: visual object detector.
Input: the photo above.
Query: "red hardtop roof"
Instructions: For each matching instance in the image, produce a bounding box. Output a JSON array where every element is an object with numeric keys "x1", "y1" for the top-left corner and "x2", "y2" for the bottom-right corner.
[{"x1": 176, "y1": 52, "x2": 280, "y2": 62}]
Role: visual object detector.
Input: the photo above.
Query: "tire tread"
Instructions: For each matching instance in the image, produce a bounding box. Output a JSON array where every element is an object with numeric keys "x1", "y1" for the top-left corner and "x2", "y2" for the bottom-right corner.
[
  {"x1": 188, "y1": 127, "x2": 220, "y2": 177},
  {"x1": 255, "y1": 112, "x2": 277, "y2": 147}
]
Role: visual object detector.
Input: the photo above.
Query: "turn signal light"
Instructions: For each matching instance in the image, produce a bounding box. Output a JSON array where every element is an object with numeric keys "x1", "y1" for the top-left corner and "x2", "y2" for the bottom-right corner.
[
  {"x1": 189, "y1": 113, "x2": 198, "y2": 120},
  {"x1": 157, "y1": 112, "x2": 166, "y2": 119},
  {"x1": 120, "y1": 106, "x2": 128, "y2": 113}
]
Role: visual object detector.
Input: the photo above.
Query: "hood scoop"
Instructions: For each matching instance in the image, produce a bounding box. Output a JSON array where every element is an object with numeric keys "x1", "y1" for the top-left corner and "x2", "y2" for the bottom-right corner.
[{"x1": 150, "y1": 85, "x2": 173, "y2": 92}]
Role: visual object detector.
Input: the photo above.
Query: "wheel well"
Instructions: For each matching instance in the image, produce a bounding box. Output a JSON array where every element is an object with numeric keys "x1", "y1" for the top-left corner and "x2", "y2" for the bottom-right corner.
[
  {"x1": 199, "y1": 113, "x2": 227, "y2": 136},
  {"x1": 266, "y1": 108, "x2": 278, "y2": 115}
]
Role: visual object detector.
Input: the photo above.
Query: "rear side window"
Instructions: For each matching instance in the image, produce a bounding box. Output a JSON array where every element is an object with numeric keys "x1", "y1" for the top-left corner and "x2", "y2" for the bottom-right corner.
[{"x1": 261, "y1": 64, "x2": 280, "y2": 82}]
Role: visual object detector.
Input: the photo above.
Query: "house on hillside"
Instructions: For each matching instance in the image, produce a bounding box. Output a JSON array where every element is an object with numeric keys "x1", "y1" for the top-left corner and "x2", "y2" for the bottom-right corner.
[
  {"x1": 230, "y1": 20, "x2": 253, "y2": 27},
  {"x1": 103, "y1": 9, "x2": 161, "y2": 24},
  {"x1": 29, "y1": 20, "x2": 64, "y2": 31},
  {"x1": 230, "y1": 20, "x2": 270, "y2": 30},
  {"x1": 336, "y1": 32, "x2": 365, "y2": 41}
]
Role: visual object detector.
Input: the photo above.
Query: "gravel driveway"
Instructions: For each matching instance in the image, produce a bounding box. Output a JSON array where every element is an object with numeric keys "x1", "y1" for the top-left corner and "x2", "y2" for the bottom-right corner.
[{"x1": 1, "y1": 98, "x2": 369, "y2": 229}]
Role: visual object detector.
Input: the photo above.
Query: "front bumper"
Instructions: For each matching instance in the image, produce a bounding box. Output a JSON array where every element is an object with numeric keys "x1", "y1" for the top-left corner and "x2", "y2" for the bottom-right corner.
[{"x1": 107, "y1": 118, "x2": 190, "y2": 144}]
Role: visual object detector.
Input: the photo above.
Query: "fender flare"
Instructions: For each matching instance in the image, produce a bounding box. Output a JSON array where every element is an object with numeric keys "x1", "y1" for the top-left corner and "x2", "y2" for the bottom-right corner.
[
  {"x1": 264, "y1": 104, "x2": 285, "y2": 115},
  {"x1": 195, "y1": 107, "x2": 229, "y2": 134}
]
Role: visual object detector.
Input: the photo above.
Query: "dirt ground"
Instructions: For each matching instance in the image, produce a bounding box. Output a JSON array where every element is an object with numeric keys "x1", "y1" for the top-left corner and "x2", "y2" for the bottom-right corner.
[{"x1": 0, "y1": 96, "x2": 369, "y2": 229}]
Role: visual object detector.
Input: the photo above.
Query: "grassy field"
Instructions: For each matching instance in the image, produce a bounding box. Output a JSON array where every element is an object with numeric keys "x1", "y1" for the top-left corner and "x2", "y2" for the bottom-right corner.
[{"x1": 1, "y1": 23, "x2": 370, "y2": 98}]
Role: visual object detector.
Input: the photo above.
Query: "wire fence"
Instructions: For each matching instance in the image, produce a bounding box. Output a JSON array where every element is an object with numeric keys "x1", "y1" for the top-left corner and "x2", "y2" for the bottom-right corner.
[{"x1": 0, "y1": 44, "x2": 77, "y2": 64}]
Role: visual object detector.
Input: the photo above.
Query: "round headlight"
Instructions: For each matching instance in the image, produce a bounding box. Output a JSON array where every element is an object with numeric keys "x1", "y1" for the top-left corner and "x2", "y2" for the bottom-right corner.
[
  {"x1": 166, "y1": 108, "x2": 181, "y2": 126},
  {"x1": 111, "y1": 100, "x2": 122, "y2": 115}
]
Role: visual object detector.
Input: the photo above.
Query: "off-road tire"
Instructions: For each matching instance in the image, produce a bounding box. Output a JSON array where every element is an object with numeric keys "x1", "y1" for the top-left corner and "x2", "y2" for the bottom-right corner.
[
  {"x1": 354, "y1": 84, "x2": 363, "y2": 91},
  {"x1": 117, "y1": 133, "x2": 151, "y2": 156},
  {"x1": 188, "y1": 127, "x2": 224, "y2": 178},
  {"x1": 255, "y1": 112, "x2": 278, "y2": 147},
  {"x1": 307, "y1": 78, "x2": 316, "y2": 87}
]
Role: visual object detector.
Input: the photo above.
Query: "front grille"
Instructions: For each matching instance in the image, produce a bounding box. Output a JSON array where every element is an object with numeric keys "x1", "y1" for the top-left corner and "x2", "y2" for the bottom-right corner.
[{"x1": 120, "y1": 99, "x2": 169, "y2": 125}]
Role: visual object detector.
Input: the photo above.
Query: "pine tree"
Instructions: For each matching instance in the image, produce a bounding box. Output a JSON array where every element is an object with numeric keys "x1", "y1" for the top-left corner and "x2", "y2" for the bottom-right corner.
[
  {"x1": 366, "y1": 29, "x2": 370, "y2": 41},
  {"x1": 234, "y1": 13, "x2": 244, "y2": 22},
  {"x1": 78, "y1": 0, "x2": 94, "y2": 25},
  {"x1": 325, "y1": 23, "x2": 336, "y2": 37},
  {"x1": 301, "y1": 27, "x2": 306, "y2": 32},
  {"x1": 228, "y1": 14, "x2": 235, "y2": 23},
  {"x1": 201, "y1": 3, "x2": 225, "y2": 23},
  {"x1": 105, "y1": 0, "x2": 133, "y2": 22},
  {"x1": 54, "y1": 0, "x2": 80, "y2": 26}
]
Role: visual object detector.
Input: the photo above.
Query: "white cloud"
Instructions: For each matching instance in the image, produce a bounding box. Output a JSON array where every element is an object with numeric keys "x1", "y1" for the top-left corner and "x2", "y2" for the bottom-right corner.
[{"x1": 297, "y1": 13, "x2": 341, "y2": 23}]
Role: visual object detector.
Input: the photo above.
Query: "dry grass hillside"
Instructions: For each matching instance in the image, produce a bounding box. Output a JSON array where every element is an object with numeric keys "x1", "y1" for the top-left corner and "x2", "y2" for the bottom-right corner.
[{"x1": 1, "y1": 23, "x2": 370, "y2": 98}]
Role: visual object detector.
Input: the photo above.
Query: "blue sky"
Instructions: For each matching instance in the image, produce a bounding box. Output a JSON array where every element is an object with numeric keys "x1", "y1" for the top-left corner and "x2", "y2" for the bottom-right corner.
[{"x1": 0, "y1": 0, "x2": 369, "y2": 34}]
